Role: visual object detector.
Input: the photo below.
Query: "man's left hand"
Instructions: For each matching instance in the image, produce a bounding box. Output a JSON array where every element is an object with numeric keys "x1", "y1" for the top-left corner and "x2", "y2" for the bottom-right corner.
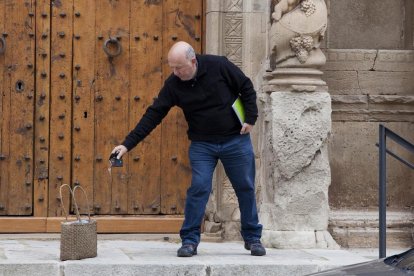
[{"x1": 240, "y1": 123, "x2": 253, "y2": 135}]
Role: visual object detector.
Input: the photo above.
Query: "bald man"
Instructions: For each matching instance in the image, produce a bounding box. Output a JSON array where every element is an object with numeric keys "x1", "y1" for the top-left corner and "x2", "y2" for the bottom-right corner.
[{"x1": 112, "y1": 41, "x2": 265, "y2": 257}]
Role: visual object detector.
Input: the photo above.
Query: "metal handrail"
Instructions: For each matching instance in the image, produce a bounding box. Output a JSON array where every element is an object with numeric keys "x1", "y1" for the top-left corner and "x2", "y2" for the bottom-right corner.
[{"x1": 377, "y1": 124, "x2": 414, "y2": 258}]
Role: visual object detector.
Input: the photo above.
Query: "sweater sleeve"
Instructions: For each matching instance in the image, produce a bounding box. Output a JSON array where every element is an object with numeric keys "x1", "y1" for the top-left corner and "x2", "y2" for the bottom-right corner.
[
  {"x1": 122, "y1": 84, "x2": 176, "y2": 151},
  {"x1": 219, "y1": 57, "x2": 258, "y2": 125}
]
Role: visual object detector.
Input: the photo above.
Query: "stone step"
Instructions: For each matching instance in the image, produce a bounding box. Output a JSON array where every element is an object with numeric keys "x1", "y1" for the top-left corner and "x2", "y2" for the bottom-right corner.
[
  {"x1": 0, "y1": 237, "x2": 373, "y2": 276},
  {"x1": 329, "y1": 209, "x2": 414, "y2": 248}
]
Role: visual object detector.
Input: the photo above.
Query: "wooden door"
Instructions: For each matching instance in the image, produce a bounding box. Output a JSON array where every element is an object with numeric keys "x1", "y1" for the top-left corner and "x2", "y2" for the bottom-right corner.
[{"x1": 0, "y1": 0, "x2": 203, "y2": 219}]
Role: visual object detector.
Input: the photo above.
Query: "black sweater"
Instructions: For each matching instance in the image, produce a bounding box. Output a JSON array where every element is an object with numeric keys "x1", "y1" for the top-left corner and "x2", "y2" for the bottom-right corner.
[{"x1": 122, "y1": 54, "x2": 258, "y2": 151}]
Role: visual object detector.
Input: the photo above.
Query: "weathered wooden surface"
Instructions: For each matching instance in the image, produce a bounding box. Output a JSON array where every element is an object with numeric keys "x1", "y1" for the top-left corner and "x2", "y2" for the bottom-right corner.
[
  {"x1": 0, "y1": 0, "x2": 203, "y2": 221},
  {"x1": 161, "y1": 0, "x2": 202, "y2": 215},
  {"x1": 0, "y1": 0, "x2": 35, "y2": 215},
  {"x1": 34, "y1": 0, "x2": 51, "y2": 217},
  {"x1": 49, "y1": 0, "x2": 73, "y2": 217},
  {"x1": 129, "y1": 0, "x2": 163, "y2": 215}
]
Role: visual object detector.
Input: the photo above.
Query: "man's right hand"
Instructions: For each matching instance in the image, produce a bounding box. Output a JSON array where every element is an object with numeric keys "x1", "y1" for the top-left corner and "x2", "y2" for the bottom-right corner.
[{"x1": 111, "y1": 145, "x2": 128, "y2": 159}]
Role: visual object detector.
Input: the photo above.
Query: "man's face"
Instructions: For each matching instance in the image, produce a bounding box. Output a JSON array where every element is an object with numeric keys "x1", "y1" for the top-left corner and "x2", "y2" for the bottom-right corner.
[{"x1": 168, "y1": 56, "x2": 197, "y2": 81}]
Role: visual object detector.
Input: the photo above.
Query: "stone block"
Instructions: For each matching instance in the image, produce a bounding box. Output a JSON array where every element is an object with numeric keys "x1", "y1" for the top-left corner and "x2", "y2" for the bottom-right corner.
[
  {"x1": 359, "y1": 71, "x2": 414, "y2": 95},
  {"x1": 0, "y1": 263, "x2": 60, "y2": 276},
  {"x1": 268, "y1": 92, "x2": 332, "y2": 179},
  {"x1": 321, "y1": 49, "x2": 377, "y2": 71},
  {"x1": 259, "y1": 91, "x2": 333, "y2": 241},
  {"x1": 261, "y1": 230, "x2": 339, "y2": 249},
  {"x1": 322, "y1": 71, "x2": 360, "y2": 95},
  {"x1": 328, "y1": 122, "x2": 414, "y2": 209},
  {"x1": 323, "y1": 70, "x2": 414, "y2": 96},
  {"x1": 331, "y1": 95, "x2": 368, "y2": 112},
  {"x1": 331, "y1": 95, "x2": 414, "y2": 122},
  {"x1": 244, "y1": 0, "x2": 268, "y2": 12},
  {"x1": 327, "y1": 0, "x2": 406, "y2": 49},
  {"x1": 204, "y1": 221, "x2": 222, "y2": 233},
  {"x1": 209, "y1": 264, "x2": 319, "y2": 276},
  {"x1": 205, "y1": 11, "x2": 222, "y2": 55},
  {"x1": 329, "y1": 209, "x2": 414, "y2": 248},
  {"x1": 63, "y1": 263, "x2": 207, "y2": 276},
  {"x1": 375, "y1": 50, "x2": 414, "y2": 72},
  {"x1": 329, "y1": 227, "x2": 413, "y2": 249},
  {"x1": 205, "y1": 0, "x2": 222, "y2": 13},
  {"x1": 222, "y1": 221, "x2": 242, "y2": 241},
  {"x1": 243, "y1": 12, "x2": 268, "y2": 78}
]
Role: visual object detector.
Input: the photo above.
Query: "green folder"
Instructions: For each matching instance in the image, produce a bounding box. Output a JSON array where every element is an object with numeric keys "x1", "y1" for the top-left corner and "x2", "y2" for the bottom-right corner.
[{"x1": 232, "y1": 97, "x2": 245, "y2": 125}]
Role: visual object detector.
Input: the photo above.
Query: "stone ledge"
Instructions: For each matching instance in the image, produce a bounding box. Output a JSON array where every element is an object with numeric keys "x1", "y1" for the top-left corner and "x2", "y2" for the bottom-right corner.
[
  {"x1": 321, "y1": 49, "x2": 414, "y2": 72},
  {"x1": 323, "y1": 70, "x2": 414, "y2": 96},
  {"x1": 329, "y1": 210, "x2": 414, "y2": 248}
]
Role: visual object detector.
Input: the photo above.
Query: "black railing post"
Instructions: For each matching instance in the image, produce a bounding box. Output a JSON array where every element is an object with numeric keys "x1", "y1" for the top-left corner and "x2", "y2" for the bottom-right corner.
[{"x1": 379, "y1": 124, "x2": 387, "y2": 258}]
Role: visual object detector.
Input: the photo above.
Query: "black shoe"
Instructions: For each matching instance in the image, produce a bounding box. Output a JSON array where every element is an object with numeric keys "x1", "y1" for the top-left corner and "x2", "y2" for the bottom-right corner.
[
  {"x1": 177, "y1": 244, "x2": 198, "y2": 257},
  {"x1": 244, "y1": 241, "x2": 266, "y2": 256}
]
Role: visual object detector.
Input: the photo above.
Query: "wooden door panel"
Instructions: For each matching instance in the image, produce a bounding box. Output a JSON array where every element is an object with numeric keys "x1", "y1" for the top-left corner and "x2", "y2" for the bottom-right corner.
[
  {"x1": 48, "y1": 0, "x2": 73, "y2": 217},
  {"x1": 161, "y1": 0, "x2": 202, "y2": 214},
  {"x1": 128, "y1": 0, "x2": 163, "y2": 214},
  {"x1": 72, "y1": 0, "x2": 96, "y2": 214},
  {"x1": 34, "y1": 0, "x2": 51, "y2": 217},
  {"x1": 94, "y1": 0, "x2": 130, "y2": 215},
  {"x1": 0, "y1": 0, "x2": 35, "y2": 215}
]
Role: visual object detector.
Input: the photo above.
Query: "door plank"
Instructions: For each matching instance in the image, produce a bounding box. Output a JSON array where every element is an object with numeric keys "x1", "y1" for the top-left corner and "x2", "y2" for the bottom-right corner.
[
  {"x1": 0, "y1": 0, "x2": 7, "y2": 216},
  {"x1": 72, "y1": 0, "x2": 96, "y2": 214},
  {"x1": 34, "y1": 0, "x2": 51, "y2": 217},
  {"x1": 94, "y1": 0, "x2": 130, "y2": 215},
  {"x1": 49, "y1": 0, "x2": 73, "y2": 216},
  {"x1": 161, "y1": 0, "x2": 202, "y2": 215},
  {"x1": 4, "y1": 0, "x2": 35, "y2": 215},
  {"x1": 128, "y1": 0, "x2": 163, "y2": 214}
]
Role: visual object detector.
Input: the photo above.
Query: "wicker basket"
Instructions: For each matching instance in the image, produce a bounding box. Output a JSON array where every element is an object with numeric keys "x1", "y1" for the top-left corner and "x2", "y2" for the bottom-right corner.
[{"x1": 59, "y1": 184, "x2": 97, "y2": 261}]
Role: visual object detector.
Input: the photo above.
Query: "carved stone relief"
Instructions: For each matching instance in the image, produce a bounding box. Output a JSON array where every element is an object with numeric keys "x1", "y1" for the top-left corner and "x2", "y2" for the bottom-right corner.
[
  {"x1": 269, "y1": 0, "x2": 327, "y2": 69},
  {"x1": 223, "y1": 0, "x2": 243, "y2": 68}
]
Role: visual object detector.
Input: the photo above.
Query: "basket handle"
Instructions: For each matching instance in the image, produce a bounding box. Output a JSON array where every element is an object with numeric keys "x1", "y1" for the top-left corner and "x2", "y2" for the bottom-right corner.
[
  {"x1": 72, "y1": 185, "x2": 92, "y2": 222},
  {"x1": 59, "y1": 184, "x2": 92, "y2": 222}
]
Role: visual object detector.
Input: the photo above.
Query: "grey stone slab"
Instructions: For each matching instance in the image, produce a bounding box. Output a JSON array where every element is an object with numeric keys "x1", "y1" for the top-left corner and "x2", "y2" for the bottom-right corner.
[
  {"x1": 322, "y1": 50, "x2": 414, "y2": 72},
  {"x1": 359, "y1": 71, "x2": 414, "y2": 95},
  {"x1": 324, "y1": 70, "x2": 414, "y2": 96},
  {"x1": 375, "y1": 50, "x2": 414, "y2": 72},
  {"x1": 209, "y1": 264, "x2": 319, "y2": 276},
  {"x1": 63, "y1": 263, "x2": 207, "y2": 276},
  {"x1": 328, "y1": 122, "x2": 414, "y2": 209},
  {"x1": 0, "y1": 262, "x2": 60, "y2": 276},
  {"x1": 327, "y1": 0, "x2": 406, "y2": 49},
  {"x1": 322, "y1": 71, "x2": 360, "y2": 95},
  {"x1": 322, "y1": 50, "x2": 377, "y2": 71}
]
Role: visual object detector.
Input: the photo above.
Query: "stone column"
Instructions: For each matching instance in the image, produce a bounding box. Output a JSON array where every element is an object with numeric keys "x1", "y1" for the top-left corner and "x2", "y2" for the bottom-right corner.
[{"x1": 259, "y1": 0, "x2": 339, "y2": 249}]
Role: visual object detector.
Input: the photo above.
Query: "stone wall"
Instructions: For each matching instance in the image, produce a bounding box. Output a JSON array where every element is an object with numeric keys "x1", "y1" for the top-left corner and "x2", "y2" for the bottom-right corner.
[
  {"x1": 204, "y1": 0, "x2": 414, "y2": 248},
  {"x1": 322, "y1": 0, "x2": 414, "y2": 247}
]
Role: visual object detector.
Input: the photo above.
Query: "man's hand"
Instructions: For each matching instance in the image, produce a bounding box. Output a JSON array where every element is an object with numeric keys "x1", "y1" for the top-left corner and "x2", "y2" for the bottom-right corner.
[
  {"x1": 240, "y1": 123, "x2": 253, "y2": 135},
  {"x1": 111, "y1": 145, "x2": 128, "y2": 159}
]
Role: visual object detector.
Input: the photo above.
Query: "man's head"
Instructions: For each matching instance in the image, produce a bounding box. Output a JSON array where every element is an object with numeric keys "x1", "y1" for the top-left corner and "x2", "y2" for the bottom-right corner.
[{"x1": 168, "y1": 41, "x2": 197, "y2": 81}]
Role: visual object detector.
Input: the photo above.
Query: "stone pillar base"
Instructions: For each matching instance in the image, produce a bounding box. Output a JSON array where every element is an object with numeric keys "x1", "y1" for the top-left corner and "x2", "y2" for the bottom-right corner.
[{"x1": 262, "y1": 230, "x2": 340, "y2": 249}]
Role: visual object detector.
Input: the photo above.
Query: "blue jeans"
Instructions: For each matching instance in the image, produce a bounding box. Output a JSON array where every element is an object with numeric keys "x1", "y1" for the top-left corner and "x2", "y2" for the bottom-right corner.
[{"x1": 180, "y1": 134, "x2": 263, "y2": 245}]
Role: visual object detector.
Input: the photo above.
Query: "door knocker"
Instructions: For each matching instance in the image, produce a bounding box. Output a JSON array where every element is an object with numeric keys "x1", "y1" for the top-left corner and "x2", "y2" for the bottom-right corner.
[{"x1": 103, "y1": 37, "x2": 122, "y2": 58}]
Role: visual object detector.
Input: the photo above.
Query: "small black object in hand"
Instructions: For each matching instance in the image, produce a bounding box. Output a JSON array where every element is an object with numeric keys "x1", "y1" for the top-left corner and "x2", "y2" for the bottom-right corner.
[{"x1": 109, "y1": 152, "x2": 123, "y2": 167}]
